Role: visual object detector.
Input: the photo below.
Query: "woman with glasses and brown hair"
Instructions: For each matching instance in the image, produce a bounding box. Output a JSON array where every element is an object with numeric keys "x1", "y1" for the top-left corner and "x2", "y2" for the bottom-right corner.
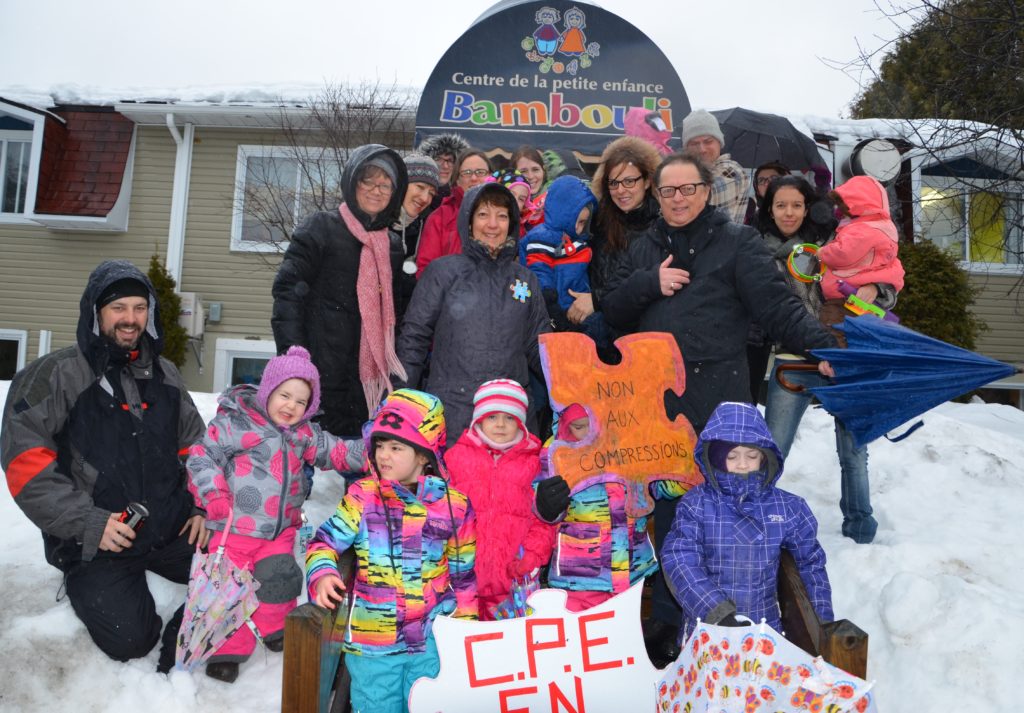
[
  {"x1": 601, "y1": 151, "x2": 837, "y2": 667},
  {"x1": 416, "y1": 149, "x2": 492, "y2": 277},
  {"x1": 272, "y1": 144, "x2": 409, "y2": 440},
  {"x1": 566, "y1": 136, "x2": 662, "y2": 336}
]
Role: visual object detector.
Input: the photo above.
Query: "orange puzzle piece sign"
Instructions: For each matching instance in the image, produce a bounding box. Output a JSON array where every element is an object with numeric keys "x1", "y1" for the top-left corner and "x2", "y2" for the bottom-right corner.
[{"x1": 540, "y1": 332, "x2": 703, "y2": 518}]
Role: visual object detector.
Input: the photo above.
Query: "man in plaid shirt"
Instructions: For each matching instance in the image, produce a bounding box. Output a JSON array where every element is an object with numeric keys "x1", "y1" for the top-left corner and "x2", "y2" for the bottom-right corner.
[{"x1": 682, "y1": 109, "x2": 750, "y2": 223}]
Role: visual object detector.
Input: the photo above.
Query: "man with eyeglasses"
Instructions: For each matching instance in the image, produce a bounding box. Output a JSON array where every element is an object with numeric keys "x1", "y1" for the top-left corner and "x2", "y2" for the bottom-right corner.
[
  {"x1": 682, "y1": 109, "x2": 750, "y2": 223},
  {"x1": 416, "y1": 132, "x2": 471, "y2": 216}
]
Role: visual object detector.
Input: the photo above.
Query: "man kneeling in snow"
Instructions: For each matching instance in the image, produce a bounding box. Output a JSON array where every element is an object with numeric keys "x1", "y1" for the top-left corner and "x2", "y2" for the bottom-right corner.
[{"x1": 1, "y1": 260, "x2": 208, "y2": 669}]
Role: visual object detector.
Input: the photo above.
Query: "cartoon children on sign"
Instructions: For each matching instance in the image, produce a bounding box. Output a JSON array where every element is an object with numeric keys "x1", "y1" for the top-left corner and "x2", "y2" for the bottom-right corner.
[
  {"x1": 532, "y1": 6, "x2": 561, "y2": 55},
  {"x1": 558, "y1": 7, "x2": 587, "y2": 56},
  {"x1": 523, "y1": 5, "x2": 601, "y2": 74},
  {"x1": 539, "y1": 332, "x2": 703, "y2": 518}
]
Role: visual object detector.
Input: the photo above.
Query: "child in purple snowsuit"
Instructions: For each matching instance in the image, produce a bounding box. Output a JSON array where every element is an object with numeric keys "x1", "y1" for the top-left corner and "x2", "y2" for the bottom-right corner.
[
  {"x1": 661, "y1": 401, "x2": 833, "y2": 641},
  {"x1": 186, "y1": 346, "x2": 365, "y2": 682}
]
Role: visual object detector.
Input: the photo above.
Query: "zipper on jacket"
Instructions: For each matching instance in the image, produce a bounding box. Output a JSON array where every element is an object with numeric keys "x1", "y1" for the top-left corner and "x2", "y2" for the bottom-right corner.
[
  {"x1": 273, "y1": 441, "x2": 290, "y2": 538},
  {"x1": 554, "y1": 533, "x2": 562, "y2": 577}
]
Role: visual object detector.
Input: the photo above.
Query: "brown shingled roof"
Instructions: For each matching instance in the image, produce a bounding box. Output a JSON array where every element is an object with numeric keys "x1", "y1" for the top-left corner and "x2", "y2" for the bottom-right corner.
[{"x1": 34, "y1": 107, "x2": 134, "y2": 217}]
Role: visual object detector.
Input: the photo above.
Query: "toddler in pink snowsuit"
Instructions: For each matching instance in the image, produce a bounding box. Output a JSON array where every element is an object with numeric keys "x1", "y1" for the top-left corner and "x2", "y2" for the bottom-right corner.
[
  {"x1": 186, "y1": 346, "x2": 364, "y2": 683},
  {"x1": 818, "y1": 175, "x2": 905, "y2": 300},
  {"x1": 445, "y1": 379, "x2": 555, "y2": 620}
]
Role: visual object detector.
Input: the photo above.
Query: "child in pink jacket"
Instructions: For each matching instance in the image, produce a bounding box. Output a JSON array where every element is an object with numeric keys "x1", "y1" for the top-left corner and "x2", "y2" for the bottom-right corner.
[
  {"x1": 186, "y1": 346, "x2": 364, "y2": 683},
  {"x1": 445, "y1": 379, "x2": 555, "y2": 620},
  {"x1": 818, "y1": 175, "x2": 905, "y2": 300}
]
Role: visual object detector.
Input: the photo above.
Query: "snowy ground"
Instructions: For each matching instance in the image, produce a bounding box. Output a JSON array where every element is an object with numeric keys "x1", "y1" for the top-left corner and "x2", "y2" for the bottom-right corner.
[{"x1": 1, "y1": 381, "x2": 1022, "y2": 712}]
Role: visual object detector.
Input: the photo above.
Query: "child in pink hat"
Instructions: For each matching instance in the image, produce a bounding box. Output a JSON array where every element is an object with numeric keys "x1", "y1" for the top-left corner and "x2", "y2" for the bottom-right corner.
[
  {"x1": 186, "y1": 346, "x2": 365, "y2": 683},
  {"x1": 445, "y1": 379, "x2": 555, "y2": 620}
]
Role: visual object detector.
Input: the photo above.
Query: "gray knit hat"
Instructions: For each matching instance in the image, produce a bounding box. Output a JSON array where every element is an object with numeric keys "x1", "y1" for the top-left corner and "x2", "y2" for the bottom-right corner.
[
  {"x1": 682, "y1": 109, "x2": 725, "y2": 148},
  {"x1": 363, "y1": 155, "x2": 399, "y2": 187},
  {"x1": 404, "y1": 153, "x2": 440, "y2": 189}
]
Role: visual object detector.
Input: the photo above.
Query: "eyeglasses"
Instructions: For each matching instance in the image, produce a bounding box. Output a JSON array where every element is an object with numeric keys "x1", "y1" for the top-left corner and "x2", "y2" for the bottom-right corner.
[
  {"x1": 657, "y1": 182, "x2": 705, "y2": 198},
  {"x1": 756, "y1": 175, "x2": 782, "y2": 187},
  {"x1": 436, "y1": 156, "x2": 455, "y2": 166},
  {"x1": 460, "y1": 168, "x2": 491, "y2": 177},
  {"x1": 608, "y1": 175, "x2": 644, "y2": 190},
  {"x1": 358, "y1": 178, "x2": 394, "y2": 195}
]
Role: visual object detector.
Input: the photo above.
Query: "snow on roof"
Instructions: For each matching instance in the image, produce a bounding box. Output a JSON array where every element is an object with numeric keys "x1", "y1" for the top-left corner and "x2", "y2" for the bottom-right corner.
[{"x1": 0, "y1": 81, "x2": 421, "y2": 111}]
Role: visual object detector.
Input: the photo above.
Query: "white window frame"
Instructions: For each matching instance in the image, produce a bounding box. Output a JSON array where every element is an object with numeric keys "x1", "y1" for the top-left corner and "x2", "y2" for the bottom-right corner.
[
  {"x1": 913, "y1": 158, "x2": 1024, "y2": 275},
  {"x1": 0, "y1": 101, "x2": 46, "y2": 225},
  {"x1": 212, "y1": 338, "x2": 277, "y2": 392},
  {"x1": 0, "y1": 328, "x2": 29, "y2": 377},
  {"x1": 230, "y1": 144, "x2": 344, "y2": 253}
]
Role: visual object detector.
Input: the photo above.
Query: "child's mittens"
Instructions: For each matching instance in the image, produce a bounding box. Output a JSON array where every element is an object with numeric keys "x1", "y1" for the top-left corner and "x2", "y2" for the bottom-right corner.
[
  {"x1": 536, "y1": 476, "x2": 571, "y2": 522},
  {"x1": 717, "y1": 613, "x2": 747, "y2": 627},
  {"x1": 203, "y1": 497, "x2": 231, "y2": 521},
  {"x1": 343, "y1": 439, "x2": 366, "y2": 472},
  {"x1": 506, "y1": 553, "x2": 543, "y2": 579}
]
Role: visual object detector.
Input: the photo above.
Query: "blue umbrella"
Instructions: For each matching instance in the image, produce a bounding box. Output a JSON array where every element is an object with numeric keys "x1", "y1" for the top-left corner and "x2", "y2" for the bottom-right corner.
[{"x1": 782, "y1": 316, "x2": 1017, "y2": 448}]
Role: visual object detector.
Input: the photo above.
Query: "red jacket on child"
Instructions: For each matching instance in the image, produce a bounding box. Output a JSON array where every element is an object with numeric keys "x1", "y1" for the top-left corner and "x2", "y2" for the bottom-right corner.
[{"x1": 446, "y1": 425, "x2": 554, "y2": 615}]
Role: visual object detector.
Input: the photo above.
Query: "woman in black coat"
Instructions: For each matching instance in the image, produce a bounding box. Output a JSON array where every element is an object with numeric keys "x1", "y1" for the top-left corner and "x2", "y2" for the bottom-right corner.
[
  {"x1": 602, "y1": 152, "x2": 838, "y2": 663},
  {"x1": 566, "y1": 137, "x2": 661, "y2": 336},
  {"x1": 397, "y1": 182, "x2": 551, "y2": 440},
  {"x1": 271, "y1": 144, "x2": 408, "y2": 437}
]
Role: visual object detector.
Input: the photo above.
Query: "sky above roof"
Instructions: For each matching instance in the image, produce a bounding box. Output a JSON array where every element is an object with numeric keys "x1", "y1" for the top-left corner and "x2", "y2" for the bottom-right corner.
[{"x1": 1, "y1": 0, "x2": 913, "y2": 117}]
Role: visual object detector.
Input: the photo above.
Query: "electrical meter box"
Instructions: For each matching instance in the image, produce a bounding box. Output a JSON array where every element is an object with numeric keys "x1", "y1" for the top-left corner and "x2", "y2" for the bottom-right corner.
[{"x1": 178, "y1": 292, "x2": 204, "y2": 338}]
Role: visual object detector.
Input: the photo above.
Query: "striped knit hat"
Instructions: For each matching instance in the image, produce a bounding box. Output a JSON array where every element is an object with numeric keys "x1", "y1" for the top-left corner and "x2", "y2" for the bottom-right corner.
[
  {"x1": 404, "y1": 153, "x2": 440, "y2": 189},
  {"x1": 471, "y1": 378, "x2": 528, "y2": 430}
]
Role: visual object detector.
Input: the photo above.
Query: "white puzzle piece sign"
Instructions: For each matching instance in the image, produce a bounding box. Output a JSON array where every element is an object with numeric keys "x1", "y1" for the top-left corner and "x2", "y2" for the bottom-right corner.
[{"x1": 409, "y1": 583, "x2": 661, "y2": 712}]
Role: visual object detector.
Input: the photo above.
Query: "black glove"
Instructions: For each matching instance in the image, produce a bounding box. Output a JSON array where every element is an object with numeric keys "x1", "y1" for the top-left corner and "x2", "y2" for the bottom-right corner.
[
  {"x1": 718, "y1": 613, "x2": 746, "y2": 627},
  {"x1": 536, "y1": 476, "x2": 571, "y2": 522}
]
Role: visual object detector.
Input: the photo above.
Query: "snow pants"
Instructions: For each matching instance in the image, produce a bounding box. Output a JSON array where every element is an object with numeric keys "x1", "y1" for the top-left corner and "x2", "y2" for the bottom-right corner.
[
  {"x1": 346, "y1": 633, "x2": 439, "y2": 713},
  {"x1": 206, "y1": 528, "x2": 302, "y2": 663},
  {"x1": 65, "y1": 529, "x2": 193, "y2": 661}
]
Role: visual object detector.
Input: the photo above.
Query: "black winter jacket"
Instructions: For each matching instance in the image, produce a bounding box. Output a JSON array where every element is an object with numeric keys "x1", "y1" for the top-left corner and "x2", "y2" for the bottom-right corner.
[
  {"x1": 589, "y1": 193, "x2": 660, "y2": 310},
  {"x1": 271, "y1": 144, "x2": 408, "y2": 436},
  {"x1": 397, "y1": 183, "x2": 551, "y2": 439},
  {"x1": 1, "y1": 260, "x2": 205, "y2": 570},
  {"x1": 602, "y1": 205, "x2": 838, "y2": 431}
]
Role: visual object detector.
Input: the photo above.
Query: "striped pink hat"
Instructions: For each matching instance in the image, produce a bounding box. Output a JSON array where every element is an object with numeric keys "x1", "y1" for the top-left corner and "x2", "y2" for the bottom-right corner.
[{"x1": 471, "y1": 378, "x2": 528, "y2": 430}]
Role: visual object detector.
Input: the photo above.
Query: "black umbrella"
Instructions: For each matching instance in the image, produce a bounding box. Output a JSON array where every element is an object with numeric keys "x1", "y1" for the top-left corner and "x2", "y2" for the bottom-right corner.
[{"x1": 710, "y1": 107, "x2": 827, "y2": 171}]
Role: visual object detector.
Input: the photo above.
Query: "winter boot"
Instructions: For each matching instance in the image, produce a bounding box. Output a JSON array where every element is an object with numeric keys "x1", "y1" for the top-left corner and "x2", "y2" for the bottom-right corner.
[{"x1": 206, "y1": 661, "x2": 240, "y2": 683}]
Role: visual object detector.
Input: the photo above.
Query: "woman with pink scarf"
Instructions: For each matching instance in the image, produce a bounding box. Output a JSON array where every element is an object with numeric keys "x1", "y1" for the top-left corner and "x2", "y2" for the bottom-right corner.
[{"x1": 272, "y1": 144, "x2": 409, "y2": 439}]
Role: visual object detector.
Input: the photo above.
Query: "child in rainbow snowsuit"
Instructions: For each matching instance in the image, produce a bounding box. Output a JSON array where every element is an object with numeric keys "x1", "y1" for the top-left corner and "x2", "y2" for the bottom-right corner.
[{"x1": 306, "y1": 389, "x2": 477, "y2": 712}]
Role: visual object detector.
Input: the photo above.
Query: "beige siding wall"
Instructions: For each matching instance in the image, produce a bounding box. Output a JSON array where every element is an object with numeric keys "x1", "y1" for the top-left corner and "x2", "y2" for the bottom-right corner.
[
  {"x1": 176, "y1": 128, "x2": 284, "y2": 393},
  {"x1": 968, "y1": 272, "x2": 1024, "y2": 365},
  {"x1": 0, "y1": 125, "x2": 175, "y2": 371}
]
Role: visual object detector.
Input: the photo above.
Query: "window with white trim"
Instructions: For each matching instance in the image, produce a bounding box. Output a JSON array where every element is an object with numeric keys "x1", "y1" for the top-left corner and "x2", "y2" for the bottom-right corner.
[
  {"x1": 212, "y1": 338, "x2": 277, "y2": 392},
  {"x1": 230, "y1": 145, "x2": 345, "y2": 252},
  {"x1": 919, "y1": 177, "x2": 1022, "y2": 269},
  {"x1": 0, "y1": 123, "x2": 32, "y2": 215},
  {"x1": 0, "y1": 328, "x2": 28, "y2": 379}
]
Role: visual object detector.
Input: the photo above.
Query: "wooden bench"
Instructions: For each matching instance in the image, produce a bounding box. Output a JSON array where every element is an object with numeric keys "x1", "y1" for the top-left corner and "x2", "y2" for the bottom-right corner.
[
  {"x1": 281, "y1": 550, "x2": 869, "y2": 712},
  {"x1": 978, "y1": 370, "x2": 1024, "y2": 410},
  {"x1": 778, "y1": 550, "x2": 868, "y2": 678},
  {"x1": 281, "y1": 550, "x2": 353, "y2": 713}
]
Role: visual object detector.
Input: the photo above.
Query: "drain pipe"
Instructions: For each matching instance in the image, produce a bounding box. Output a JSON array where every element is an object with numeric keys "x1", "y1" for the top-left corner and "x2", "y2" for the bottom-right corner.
[{"x1": 165, "y1": 113, "x2": 194, "y2": 286}]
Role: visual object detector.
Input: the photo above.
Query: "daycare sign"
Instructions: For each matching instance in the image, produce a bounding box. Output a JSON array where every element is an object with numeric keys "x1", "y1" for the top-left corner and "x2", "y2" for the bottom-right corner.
[
  {"x1": 415, "y1": 1, "x2": 689, "y2": 154},
  {"x1": 409, "y1": 584, "x2": 662, "y2": 712}
]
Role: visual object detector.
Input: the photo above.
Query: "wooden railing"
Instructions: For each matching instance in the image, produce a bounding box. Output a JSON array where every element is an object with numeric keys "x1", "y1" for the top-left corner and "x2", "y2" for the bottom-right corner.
[
  {"x1": 282, "y1": 548, "x2": 868, "y2": 712},
  {"x1": 281, "y1": 550, "x2": 354, "y2": 713},
  {"x1": 777, "y1": 549, "x2": 869, "y2": 678}
]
